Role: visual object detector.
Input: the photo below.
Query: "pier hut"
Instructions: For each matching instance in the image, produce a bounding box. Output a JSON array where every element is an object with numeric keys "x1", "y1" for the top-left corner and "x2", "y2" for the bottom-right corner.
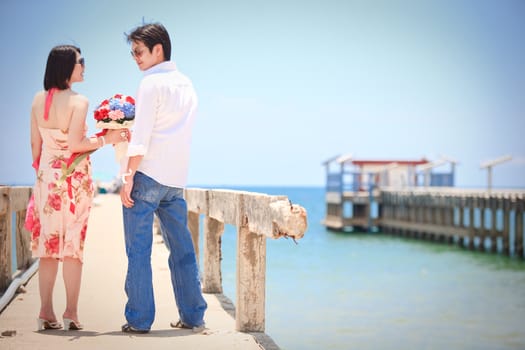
[
  {"x1": 322, "y1": 155, "x2": 456, "y2": 231},
  {"x1": 416, "y1": 157, "x2": 457, "y2": 187}
]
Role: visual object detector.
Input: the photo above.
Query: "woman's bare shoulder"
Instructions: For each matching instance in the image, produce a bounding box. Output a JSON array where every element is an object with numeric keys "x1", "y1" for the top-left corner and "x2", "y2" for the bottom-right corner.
[
  {"x1": 69, "y1": 92, "x2": 89, "y2": 108},
  {"x1": 31, "y1": 90, "x2": 46, "y2": 105},
  {"x1": 31, "y1": 91, "x2": 46, "y2": 119}
]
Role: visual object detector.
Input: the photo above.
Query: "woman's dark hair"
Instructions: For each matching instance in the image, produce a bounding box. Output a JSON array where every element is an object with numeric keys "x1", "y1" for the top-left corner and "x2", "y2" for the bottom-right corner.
[
  {"x1": 126, "y1": 22, "x2": 171, "y2": 61},
  {"x1": 43, "y1": 45, "x2": 81, "y2": 90}
]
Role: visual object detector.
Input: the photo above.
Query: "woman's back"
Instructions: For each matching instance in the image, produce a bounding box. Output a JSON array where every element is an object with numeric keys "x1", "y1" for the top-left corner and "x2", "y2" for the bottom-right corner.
[
  {"x1": 30, "y1": 88, "x2": 94, "y2": 262},
  {"x1": 32, "y1": 89, "x2": 87, "y2": 132}
]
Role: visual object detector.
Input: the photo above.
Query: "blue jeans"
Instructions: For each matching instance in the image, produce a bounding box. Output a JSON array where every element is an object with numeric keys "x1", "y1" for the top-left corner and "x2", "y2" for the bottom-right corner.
[{"x1": 122, "y1": 171, "x2": 207, "y2": 330}]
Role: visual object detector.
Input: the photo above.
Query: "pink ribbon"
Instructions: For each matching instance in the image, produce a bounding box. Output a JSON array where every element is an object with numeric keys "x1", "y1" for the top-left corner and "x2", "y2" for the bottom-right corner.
[{"x1": 43, "y1": 87, "x2": 58, "y2": 121}]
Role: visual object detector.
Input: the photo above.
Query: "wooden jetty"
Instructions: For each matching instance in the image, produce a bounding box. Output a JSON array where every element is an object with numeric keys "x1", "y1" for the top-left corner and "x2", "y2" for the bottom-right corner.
[
  {"x1": 322, "y1": 155, "x2": 525, "y2": 258},
  {"x1": 381, "y1": 188, "x2": 524, "y2": 257}
]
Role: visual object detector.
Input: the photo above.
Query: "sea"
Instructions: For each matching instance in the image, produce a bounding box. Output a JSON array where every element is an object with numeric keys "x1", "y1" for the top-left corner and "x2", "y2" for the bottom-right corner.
[{"x1": 212, "y1": 186, "x2": 525, "y2": 350}]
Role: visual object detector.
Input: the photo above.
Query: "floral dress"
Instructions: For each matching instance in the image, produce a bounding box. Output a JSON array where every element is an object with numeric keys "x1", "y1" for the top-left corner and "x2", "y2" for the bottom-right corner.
[{"x1": 30, "y1": 127, "x2": 94, "y2": 262}]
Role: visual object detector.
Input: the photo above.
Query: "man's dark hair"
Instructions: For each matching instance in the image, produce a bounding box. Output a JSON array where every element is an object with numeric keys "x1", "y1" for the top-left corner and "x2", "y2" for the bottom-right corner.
[
  {"x1": 127, "y1": 22, "x2": 171, "y2": 61},
  {"x1": 43, "y1": 45, "x2": 81, "y2": 90}
]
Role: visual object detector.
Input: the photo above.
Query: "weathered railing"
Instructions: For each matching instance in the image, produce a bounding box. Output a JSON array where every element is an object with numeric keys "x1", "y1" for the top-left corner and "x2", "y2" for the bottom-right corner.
[
  {"x1": 0, "y1": 186, "x2": 308, "y2": 333},
  {"x1": 184, "y1": 188, "x2": 308, "y2": 332},
  {"x1": 0, "y1": 186, "x2": 34, "y2": 293}
]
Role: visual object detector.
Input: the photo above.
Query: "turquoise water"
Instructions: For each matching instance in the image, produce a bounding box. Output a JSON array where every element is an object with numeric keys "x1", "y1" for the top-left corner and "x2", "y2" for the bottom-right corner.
[{"x1": 215, "y1": 186, "x2": 525, "y2": 350}]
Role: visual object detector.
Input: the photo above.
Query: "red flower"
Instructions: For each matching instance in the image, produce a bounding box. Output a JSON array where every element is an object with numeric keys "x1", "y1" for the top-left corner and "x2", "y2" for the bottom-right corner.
[
  {"x1": 114, "y1": 93, "x2": 123, "y2": 99},
  {"x1": 126, "y1": 96, "x2": 135, "y2": 104},
  {"x1": 47, "y1": 193, "x2": 62, "y2": 211},
  {"x1": 94, "y1": 108, "x2": 109, "y2": 121},
  {"x1": 44, "y1": 235, "x2": 60, "y2": 255}
]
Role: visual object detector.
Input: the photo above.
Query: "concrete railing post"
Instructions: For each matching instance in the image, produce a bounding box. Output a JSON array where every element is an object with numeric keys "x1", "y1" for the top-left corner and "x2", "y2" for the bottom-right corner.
[
  {"x1": 184, "y1": 188, "x2": 307, "y2": 333},
  {"x1": 0, "y1": 186, "x2": 33, "y2": 292},
  {"x1": 203, "y1": 216, "x2": 224, "y2": 293},
  {"x1": 0, "y1": 187, "x2": 13, "y2": 291},
  {"x1": 236, "y1": 194, "x2": 266, "y2": 332}
]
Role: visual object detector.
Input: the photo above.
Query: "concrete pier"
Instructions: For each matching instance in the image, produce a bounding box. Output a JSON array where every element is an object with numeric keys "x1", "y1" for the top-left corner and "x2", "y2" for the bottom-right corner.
[{"x1": 0, "y1": 194, "x2": 273, "y2": 349}]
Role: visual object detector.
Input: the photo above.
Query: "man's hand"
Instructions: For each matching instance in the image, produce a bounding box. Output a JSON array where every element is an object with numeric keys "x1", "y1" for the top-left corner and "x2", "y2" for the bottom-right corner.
[{"x1": 120, "y1": 171, "x2": 135, "y2": 208}]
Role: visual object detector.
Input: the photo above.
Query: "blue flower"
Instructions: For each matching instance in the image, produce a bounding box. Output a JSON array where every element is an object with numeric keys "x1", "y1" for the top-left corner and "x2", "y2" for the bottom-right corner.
[
  {"x1": 122, "y1": 103, "x2": 135, "y2": 119},
  {"x1": 108, "y1": 98, "x2": 121, "y2": 111}
]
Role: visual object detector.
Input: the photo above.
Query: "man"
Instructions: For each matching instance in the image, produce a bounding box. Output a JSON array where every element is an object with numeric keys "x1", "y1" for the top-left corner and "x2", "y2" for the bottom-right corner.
[{"x1": 120, "y1": 22, "x2": 207, "y2": 334}]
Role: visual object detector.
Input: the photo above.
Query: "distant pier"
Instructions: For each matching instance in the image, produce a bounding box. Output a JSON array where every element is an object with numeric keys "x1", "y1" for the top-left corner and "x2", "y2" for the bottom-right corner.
[{"x1": 322, "y1": 155, "x2": 525, "y2": 258}]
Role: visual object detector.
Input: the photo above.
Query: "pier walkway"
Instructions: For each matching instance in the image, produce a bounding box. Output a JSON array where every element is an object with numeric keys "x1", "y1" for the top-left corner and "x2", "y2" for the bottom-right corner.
[{"x1": 0, "y1": 194, "x2": 268, "y2": 350}]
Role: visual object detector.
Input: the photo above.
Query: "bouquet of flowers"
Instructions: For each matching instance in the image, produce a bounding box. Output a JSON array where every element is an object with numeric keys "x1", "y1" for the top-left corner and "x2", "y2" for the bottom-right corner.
[{"x1": 94, "y1": 94, "x2": 135, "y2": 161}]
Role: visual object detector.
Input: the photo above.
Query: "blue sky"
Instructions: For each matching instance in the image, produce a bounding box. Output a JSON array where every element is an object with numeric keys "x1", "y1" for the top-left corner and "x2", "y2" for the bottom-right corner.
[{"x1": 1, "y1": 0, "x2": 524, "y2": 188}]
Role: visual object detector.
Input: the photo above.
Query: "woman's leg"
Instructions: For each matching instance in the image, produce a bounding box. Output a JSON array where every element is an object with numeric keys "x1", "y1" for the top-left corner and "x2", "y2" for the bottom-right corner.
[
  {"x1": 38, "y1": 257, "x2": 59, "y2": 321},
  {"x1": 62, "y1": 257, "x2": 83, "y2": 321}
]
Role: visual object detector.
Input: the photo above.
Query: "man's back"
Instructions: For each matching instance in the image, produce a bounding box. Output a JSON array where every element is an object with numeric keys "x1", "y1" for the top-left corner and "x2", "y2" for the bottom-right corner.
[{"x1": 130, "y1": 61, "x2": 197, "y2": 188}]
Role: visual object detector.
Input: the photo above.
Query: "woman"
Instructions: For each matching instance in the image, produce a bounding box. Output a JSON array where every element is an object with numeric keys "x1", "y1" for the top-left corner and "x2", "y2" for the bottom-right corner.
[{"x1": 29, "y1": 45, "x2": 128, "y2": 331}]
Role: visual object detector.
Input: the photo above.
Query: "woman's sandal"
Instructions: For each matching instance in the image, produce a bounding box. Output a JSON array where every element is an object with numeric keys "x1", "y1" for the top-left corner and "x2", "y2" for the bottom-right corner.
[
  {"x1": 37, "y1": 318, "x2": 62, "y2": 331},
  {"x1": 63, "y1": 318, "x2": 83, "y2": 331}
]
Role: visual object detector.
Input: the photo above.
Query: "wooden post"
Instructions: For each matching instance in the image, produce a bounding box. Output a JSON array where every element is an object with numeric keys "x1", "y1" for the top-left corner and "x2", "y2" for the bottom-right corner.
[
  {"x1": 479, "y1": 198, "x2": 487, "y2": 251},
  {"x1": 0, "y1": 187, "x2": 12, "y2": 291},
  {"x1": 202, "y1": 216, "x2": 224, "y2": 293},
  {"x1": 489, "y1": 199, "x2": 499, "y2": 253},
  {"x1": 236, "y1": 194, "x2": 266, "y2": 332},
  {"x1": 457, "y1": 205, "x2": 463, "y2": 231},
  {"x1": 467, "y1": 198, "x2": 476, "y2": 250},
  {"x1": 445, "y1": 197, "x2": 454, "y2": 243},
  {"x1": 502, "y1": 199, "x2": 511, "y2": 256},
  {"x1": 515, "y1": 198, "x2": 524, "y2": 258},
  {"x1": 416, "y1": 196, "x2": 423, "y2": 232},
  {"x1": 425, "y1": 195, "x2": 432, "y2": 224}
]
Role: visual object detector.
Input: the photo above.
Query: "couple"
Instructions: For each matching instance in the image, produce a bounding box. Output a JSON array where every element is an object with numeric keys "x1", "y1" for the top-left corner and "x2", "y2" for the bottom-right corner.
[{"x1": 28, "y1": 22, "x2": 207, "y2": 333}]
